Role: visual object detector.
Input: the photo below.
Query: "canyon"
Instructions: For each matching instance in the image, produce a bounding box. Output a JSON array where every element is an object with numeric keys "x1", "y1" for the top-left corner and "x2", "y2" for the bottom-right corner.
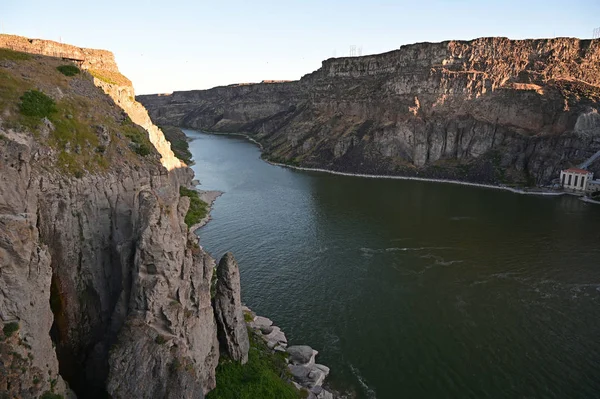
[{"x1": 139, "y1": 37, "x2": 600, "y2": 186}]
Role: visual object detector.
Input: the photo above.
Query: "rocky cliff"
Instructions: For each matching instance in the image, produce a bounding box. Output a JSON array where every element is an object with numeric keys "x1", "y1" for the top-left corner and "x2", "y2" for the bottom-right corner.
[
  {"x1": 0, "y1": 41, "x2": 236, "y2": 398},
  {"x1": 139, "y1": 37, "x2": 600, "y2": 185},
  {"x1": 0, "y1": 34, "x2": 184, "y2": 171}
]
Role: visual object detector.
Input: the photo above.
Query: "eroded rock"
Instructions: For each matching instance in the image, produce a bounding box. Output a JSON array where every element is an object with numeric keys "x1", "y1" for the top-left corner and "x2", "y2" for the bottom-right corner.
[{"x1": 214, "y1": 253, "x2": 250, "y2": 364}]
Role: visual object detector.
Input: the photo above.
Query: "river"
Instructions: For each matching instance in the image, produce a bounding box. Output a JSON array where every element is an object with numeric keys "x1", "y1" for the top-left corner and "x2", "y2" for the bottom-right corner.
[{"x1": 186, "y1": 129, "x2": 600, "y2": 399}]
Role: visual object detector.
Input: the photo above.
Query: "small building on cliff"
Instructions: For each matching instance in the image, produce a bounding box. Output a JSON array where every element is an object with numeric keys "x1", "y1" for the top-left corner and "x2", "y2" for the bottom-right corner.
[{"x1": 560, "y1": 168, "x2": 593, "y2": 192}]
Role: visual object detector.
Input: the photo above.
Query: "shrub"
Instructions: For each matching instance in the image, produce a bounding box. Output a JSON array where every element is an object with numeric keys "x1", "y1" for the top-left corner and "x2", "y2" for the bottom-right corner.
[
  {"x1": 179, "y1": 186, "x2": 208, "y2": 228},
  {"x1": 155, "y1": 335, "x2": 167, "y2": 345},
  {"x1": 57, "y1": 65, "x2": 80, "y2": 76},
  {"x1": 3, "y1": 322, "x2": 19, "y2": 338},
  {"x1": 133, "y1": 142, "x2": 152, "y2": 156},
  {"x1": 40, "y1": 392, "x2": 64, "y2": 399},
  {"x1": 121, "y1": 118, "x2": 153, "y2": 157},
  {"x1": 19, "y1": 90, "x2": 56, "y2": 118}
]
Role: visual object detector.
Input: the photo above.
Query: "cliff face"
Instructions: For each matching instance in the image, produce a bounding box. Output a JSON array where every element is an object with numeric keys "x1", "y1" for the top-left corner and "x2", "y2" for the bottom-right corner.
[
  {"x1": 139, "y1": 37, "x2": 600, "y2": 185},
  {"x1": 0, "y1": 43, "x2": 220, "y2": 398},
  {"x1": 0, "y1": 34, "x2": 184, "y2": 171}
]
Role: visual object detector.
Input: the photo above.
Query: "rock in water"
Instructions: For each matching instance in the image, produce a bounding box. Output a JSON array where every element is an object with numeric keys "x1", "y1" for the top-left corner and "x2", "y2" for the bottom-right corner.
[{"x1": 214, "y1": 252, "x2": 250, "y2": 364}]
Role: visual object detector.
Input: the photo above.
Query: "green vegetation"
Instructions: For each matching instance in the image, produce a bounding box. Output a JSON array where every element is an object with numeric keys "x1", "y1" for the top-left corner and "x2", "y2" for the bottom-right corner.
[
  {"x1": 264, "y1": 154, "x2": 300, "y2": 167},
  {"x1": 121, "y1": 117, "x2": 153, "y2": 156},
  {"x1": 160, "y1": 125, "x2": 194, "y2": 164},
  {"x1": 206, "y1": 330, "x2": 301, "y2": 399},
  {"x1": 155, "y1": 335, "x2": 167, "y2": 345},
  {"x1": 56, "y1": 64, "x2": 80, "y2": 76},
  {"x1": 3, "y1": 322, "x2": 19, "y2": 338},
  {"x1": 179, "y1": 186, "x2": 208, "y2": 228},
  {"x1": 0, "y1": 48, "x2": 31, "y2": 61},
  {"x1": 88, "y1": 69, "x2": 131, "y2": 86},
  {"x1": 40, "y1": 392, "x2": 64, "y2": 399},
  {"x1": 19, "y1": 90, "x2": 57, "y2": 118},
  {"x1": 244, "y1": 312, "x2": 254, "y2": 323}
]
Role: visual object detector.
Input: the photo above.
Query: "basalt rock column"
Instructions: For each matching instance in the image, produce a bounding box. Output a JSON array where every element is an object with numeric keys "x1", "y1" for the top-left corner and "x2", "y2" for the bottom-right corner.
[{"x1": 214, "y1": 253, "x2": 249, "y2": 364}]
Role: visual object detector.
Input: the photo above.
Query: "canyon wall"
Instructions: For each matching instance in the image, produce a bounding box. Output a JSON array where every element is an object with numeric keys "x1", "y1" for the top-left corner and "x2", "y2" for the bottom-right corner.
[
  {"x1": 0, "y1": 40, "x2": 223, "y2": 398},
  {"x1": 140, "y1": 37, "x2": 600, "y2": 185}
]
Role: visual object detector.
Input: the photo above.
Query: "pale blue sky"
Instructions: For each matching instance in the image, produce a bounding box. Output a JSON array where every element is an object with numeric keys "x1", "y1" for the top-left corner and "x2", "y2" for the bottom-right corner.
[{"x1": 3, "y1": 1, "x2": 599, "y2": 94}]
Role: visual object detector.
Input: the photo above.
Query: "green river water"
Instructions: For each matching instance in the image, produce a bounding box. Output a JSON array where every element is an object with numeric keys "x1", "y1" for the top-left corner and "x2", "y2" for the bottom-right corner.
[{"x1": 187, "y1": 130, "x2": 600, "y2": 399}]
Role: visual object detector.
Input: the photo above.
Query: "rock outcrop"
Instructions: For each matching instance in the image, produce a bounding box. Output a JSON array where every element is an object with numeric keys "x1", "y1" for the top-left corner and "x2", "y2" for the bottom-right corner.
[
  {"x1": 139, "y1": 37, "x2": 600, "y2": 185},
  {"x1": 0, "y1": 42, "x2": 215, "y2": 398},
  {"x1": 214, "y1": 253, "x2": 249, "y2": 364},
  {"x1": 244, "y1": 307, "x2": 337, "y2": 398},
  {"x1": 0, "y1": 33, "x2": 184, "y2": 171}
]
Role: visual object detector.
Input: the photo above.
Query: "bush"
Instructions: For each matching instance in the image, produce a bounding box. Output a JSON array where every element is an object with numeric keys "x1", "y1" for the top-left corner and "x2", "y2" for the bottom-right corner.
[
  {"x1": 134, "y1": 142, "x2": 152, "y2": 156},
  {"x1": 57, "y1": 65, "x2": 80, "y2": 76},
  {"x1": 155, "y1": 335, "x2": 167, "y2": 345},
  {"x1": 121, "y1": 118, "x2": 153, "y2": 157},
  {"x1": 19, "y1": 90, "x2": 56, "y2": 118},
  {"x1": 179, "y1": 186, "x2": 208, "y2": 228},
  {"x1": 3, "y1": 322, "x2": 19, "y2": 338}
]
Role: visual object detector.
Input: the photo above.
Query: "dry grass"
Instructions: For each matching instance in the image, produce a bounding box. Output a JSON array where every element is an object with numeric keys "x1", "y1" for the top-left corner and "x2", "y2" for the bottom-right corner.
[
  {"x1": 0, "y1": 51, "x2": 158, "y2": 177},
  {"x1": 89, "y1": 69, "x2": 132, "y2": 86}
]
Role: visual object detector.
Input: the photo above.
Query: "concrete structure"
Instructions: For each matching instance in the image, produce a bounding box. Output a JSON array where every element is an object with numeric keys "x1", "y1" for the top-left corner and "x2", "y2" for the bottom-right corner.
[
  {"x1": 560, "y1": 168, "x2": 593, "y2": 191},
  {"x1": 586, "y1": 179, "x2": 600, "y2": 194}
]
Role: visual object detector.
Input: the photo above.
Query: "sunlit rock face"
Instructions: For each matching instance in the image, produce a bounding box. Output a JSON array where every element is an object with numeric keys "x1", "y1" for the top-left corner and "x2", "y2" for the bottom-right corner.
[{"x1": 140, "y1": 37, "x2": 600, "y2": 185}]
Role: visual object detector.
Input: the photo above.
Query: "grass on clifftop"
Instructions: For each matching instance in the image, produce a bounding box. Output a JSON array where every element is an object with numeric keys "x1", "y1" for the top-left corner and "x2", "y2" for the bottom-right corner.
[
  {"x1": 179, "y1": 186, "x2": 208, "y2": 228},
  {"x1": 89, "y1": 69, "x2": 132, "y2": 86},
  {"x1": 0, "y1": 48, "x2": 31, "y2": 61},
  {"x1": 207, "y1": 330, "x2": 303, "y2": 399}
]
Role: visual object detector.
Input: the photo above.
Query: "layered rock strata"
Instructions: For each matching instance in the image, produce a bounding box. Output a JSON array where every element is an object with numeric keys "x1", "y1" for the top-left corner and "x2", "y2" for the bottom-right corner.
[{"x1": 139, "y1": 37, "x2": 600, "y2": 185}]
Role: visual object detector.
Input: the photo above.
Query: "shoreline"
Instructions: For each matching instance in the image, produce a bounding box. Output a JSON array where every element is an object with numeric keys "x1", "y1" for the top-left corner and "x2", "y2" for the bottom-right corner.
[
  {"x1": 243, "y1": 305, "x2": 347, "y2": 399},
  {"x1": 188, "y1": 129, "x2": 567, "y2": 198},
  {"x1": 189, "y1": 189, "x2": 223, "y2": 232}
]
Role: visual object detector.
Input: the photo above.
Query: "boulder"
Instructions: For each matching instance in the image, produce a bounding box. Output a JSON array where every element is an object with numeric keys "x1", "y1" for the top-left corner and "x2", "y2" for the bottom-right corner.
[
  {"x1": 287, "y1": 345, "x2": 317, "y2": 366},
  {"x1": 288, "y1": 364, "x2": 327, "y2": 388},
  {"x1": 317, "y1": 389, "x2": 334, "y2": 399},
  {"x1": 214, "y1": 252, "x2": 250, "y2": 364}
]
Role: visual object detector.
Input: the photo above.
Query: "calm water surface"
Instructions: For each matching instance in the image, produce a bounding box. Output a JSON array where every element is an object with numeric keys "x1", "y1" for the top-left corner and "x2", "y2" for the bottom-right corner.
[{"x1": 186, "y1": 130, "x2": 600, "y2": 399}]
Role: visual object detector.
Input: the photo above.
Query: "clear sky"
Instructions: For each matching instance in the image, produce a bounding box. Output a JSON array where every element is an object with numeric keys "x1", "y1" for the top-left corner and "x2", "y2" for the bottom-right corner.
[{"x1": 3, "y1": 0, "x2": 599, "y2": 94}]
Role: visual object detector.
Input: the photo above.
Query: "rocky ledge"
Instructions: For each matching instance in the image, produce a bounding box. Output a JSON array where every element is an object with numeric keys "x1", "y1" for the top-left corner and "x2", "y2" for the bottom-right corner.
[{"x1": 244, "y1": 306, "x2": 336, "y2": 399}]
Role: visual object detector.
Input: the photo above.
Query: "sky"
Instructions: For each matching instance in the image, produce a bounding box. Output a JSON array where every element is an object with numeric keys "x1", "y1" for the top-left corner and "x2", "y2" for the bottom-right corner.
[{"x1": 2, "y1": 0, "x2": 599, "y2": 94}]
